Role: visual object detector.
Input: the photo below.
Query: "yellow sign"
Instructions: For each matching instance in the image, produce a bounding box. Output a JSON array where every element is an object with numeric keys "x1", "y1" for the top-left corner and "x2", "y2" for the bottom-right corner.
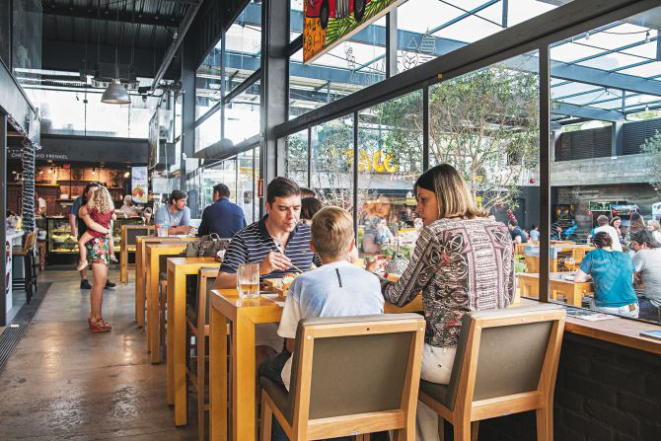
[{"x1": 345, "y1": 149, "x2": 399, "y2": 173}]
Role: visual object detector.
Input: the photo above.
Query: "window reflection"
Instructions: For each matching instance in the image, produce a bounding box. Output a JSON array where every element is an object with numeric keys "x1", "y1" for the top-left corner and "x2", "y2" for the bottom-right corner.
[
  {"x1": 357, "y1": 91, "x2": 423, "y2": 267},
  {"x1": 550, "y1": 6, "x2": 661, "y2": 324},
  {"x1": 285, "y1": 130, "x2": 308, "y2": 186}
]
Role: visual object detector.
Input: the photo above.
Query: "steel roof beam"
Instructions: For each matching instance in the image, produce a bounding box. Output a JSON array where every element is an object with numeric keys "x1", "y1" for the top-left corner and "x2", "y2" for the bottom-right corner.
[
  {"x1": 42, "y1": 4, "x2": 180, "y2": 28},
  {"x1": 551, "y1": 102, "x2": 622, "y2": 121}
]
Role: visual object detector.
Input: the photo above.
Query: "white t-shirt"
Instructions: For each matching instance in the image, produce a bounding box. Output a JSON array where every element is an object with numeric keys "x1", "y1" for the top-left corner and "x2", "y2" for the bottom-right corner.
[
  {"x1": 593, "y1": 225, "x2": 623, "y2": 252},
  {"x1": 632, "y1": 248, "x2": 661, "y2": 307},
  {"x1": 277, "y1": 261, "x2": 384, "y2": 390}
]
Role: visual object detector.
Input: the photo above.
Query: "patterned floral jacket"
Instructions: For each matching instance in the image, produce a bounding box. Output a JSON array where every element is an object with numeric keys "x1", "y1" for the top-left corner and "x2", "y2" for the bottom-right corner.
[{"x1": 381, "y1": 217, "x2": 515, "y2": 347}]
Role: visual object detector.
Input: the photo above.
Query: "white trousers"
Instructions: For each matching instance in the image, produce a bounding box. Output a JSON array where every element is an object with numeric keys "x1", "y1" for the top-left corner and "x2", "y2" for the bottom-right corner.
[{"x1": 416, "y1": 344, "x2": 457, "y2": 441}]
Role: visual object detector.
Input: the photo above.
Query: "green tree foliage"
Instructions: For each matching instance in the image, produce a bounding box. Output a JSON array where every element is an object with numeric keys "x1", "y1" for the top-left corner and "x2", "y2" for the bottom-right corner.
[
  {"x1": 429, "y1": 64, "x2": 539, "y2": 210},
  {"x1": 641, "y1": 130, "x2": 661, "y2": 192}
]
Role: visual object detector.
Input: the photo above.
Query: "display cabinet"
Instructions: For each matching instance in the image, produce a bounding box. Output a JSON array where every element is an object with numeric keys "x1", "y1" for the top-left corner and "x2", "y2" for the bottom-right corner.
[{"x1": 47, "y1": 216, "x2": 146, "y2": 256}]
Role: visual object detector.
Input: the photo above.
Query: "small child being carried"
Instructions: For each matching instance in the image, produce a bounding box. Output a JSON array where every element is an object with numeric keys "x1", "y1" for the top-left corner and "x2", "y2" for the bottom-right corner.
[{"x1": 78, "y1": 186, "x2": 118, "y2": 270}]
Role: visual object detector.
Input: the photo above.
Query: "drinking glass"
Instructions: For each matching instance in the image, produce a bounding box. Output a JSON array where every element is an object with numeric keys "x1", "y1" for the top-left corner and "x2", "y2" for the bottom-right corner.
[{"x1": 237, "y1": 263, "x2": 260, "y2": 299}]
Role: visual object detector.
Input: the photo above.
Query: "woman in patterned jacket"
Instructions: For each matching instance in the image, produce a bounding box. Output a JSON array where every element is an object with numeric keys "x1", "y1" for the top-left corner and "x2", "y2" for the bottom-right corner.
[{"x1": 368, "y1": 164, "x2": 515, "y2": 440}]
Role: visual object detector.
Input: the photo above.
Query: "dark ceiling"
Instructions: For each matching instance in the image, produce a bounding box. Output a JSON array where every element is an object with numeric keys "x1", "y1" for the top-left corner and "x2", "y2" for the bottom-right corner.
[{"x1": 40, "y1": 0, "x2": 201, "y2": 80}]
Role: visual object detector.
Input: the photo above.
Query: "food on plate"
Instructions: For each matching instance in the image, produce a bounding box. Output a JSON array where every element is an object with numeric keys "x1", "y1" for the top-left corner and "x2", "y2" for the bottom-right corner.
[{"x1": 281, "y1": 273, "x2": 297, "y2": 289}]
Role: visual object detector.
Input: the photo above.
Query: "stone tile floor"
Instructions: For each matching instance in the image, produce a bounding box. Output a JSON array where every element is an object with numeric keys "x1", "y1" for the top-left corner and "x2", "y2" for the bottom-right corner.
[{"x1": 0, "y1": 269, "x2": 198, "y2": 440}]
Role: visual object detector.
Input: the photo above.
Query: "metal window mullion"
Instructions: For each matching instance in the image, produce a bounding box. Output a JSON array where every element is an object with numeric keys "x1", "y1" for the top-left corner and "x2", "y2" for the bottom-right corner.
[
  {"x1": 0, "y1": 113, "x2": 6, "y2": 326},
  {"x1": 307, "y1": 127, "x2": 311, "y2": 189},
  {"x1": 224, "y1": 68, "x2": 262, "y2": 105},
  {"x1": 220, "y1": 36, "x2": 226, "y2": 140},
  {"x1": 540, "y1": 44, "x2": 550, "y2": 304},
  {"x1": 353, "y1": 112, "x2": 359, "y2": 240},
  {"x1": 423, "y1": 84, "x2": 429, "y2": 171}
]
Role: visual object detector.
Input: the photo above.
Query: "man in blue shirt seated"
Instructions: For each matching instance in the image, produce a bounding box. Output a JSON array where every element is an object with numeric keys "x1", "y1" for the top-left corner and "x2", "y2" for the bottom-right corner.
[{"x1": 197, "y1": 183, "x2": 247, "y2": 238}]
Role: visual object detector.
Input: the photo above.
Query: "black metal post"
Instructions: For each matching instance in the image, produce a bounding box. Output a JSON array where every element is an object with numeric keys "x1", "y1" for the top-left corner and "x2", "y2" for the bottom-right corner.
[
  {"x1": 423, "y1": 85, "x2": 429, "y2": 171},
  {"x1": 0, "y1": 112, "x2": 7, "y2": 326},
  {"x1": 353, "y1": 111, "x2": 359, "y2": 240},
  {"x1": 539, "y1": 45, "x2": 550, "y2": 304}
]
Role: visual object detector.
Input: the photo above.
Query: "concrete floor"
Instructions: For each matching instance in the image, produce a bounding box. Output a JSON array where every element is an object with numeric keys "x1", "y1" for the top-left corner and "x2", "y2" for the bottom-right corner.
[{"x1": 0, "y1": 269, "x2": 199, "y2": 440}]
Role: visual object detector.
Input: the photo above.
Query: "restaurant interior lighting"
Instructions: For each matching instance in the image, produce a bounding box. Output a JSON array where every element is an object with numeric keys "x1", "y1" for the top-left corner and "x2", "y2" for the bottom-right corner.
[
  {"x1": 124, "y1": 172, "x2": 130, "y2": 178},
  {"x1": 101, "y1": 79, "x2": 131, "y2": 105}
]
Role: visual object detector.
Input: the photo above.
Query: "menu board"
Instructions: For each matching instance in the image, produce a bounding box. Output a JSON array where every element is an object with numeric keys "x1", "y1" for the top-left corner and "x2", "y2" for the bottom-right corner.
[{"x1": 131, "y1": 166, "x2": 148, "y2": 204}]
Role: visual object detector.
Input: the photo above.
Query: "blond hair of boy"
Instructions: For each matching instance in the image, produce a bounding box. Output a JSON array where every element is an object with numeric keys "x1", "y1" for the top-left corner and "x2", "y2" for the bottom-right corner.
[{"x1": 309, "y1": 206, "x2": 355, "y2": 262}]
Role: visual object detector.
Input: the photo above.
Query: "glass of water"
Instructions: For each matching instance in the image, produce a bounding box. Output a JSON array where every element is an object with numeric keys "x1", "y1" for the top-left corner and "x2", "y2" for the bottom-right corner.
[{"x1": 237, "y1": 263, "x2": 260, "y2": 299}]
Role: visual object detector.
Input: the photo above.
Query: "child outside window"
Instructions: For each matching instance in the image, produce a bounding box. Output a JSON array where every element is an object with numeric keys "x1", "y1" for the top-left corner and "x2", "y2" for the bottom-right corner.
[{"x1": 78, "y1": 186, "x2": 119, "y2": 270}]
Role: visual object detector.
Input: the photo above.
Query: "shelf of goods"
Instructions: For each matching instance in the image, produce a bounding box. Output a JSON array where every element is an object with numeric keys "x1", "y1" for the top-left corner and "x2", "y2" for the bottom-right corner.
[{"x1": 46, "y1": 217, "x2": 146, "y2": 255}]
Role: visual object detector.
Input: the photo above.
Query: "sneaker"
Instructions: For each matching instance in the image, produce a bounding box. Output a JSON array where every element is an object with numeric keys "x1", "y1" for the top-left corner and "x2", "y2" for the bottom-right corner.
[
  {"x1": 80, "y1": 279, "x2": 92, "y2": 290},
  {"x1": 105, "y1": 280, "x2": 117, "y2": 289}
]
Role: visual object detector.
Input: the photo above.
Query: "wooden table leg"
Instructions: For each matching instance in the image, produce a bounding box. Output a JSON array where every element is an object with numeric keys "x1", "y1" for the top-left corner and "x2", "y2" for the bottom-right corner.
[
  {"x1": 149, "y1": 258, "x2": 161, "y2": 363},
  {"x1": 167, "y1": 268, "x2": 176, "y2": 406},
  {"x1": 569, "y1": 285, "x2": 582, "y2": 307},
  {"x1": 121, "y1": 247, "x2": 127, "y2": 284},
  {"x1": 210, "y1": 306, "x2": 228, "y2": 441},
  {"x1": 135, "y1": 244, "x2": 143, "y2": 326},
  {"x1": 172, "y1": 268, "x2": 188, "y2": 426},
  {"x1": 233, "y1": 313, "x2": 256, "y2": 441}
]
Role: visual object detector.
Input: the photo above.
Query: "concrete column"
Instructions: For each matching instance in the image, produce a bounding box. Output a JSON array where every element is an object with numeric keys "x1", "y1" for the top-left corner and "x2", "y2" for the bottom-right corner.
[
  {"x1": 180, "y1": 38, "x2": 197, "y2": 191},
  {"x1": 612, "y1": 120, "x2": 624, "y2": 157},
  {"x1": 261, "y1": 0, "x2": 288, "y2": 189}
]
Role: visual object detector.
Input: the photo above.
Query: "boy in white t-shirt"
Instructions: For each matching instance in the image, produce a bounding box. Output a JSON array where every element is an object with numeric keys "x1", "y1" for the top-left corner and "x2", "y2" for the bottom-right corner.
[{"x1": 258, "y1": 206, "x2": 384, "y2": 393}]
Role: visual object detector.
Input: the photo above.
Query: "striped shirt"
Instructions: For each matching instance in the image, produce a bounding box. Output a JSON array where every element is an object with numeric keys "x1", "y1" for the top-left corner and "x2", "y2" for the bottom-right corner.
[{"x1": 220, "y1": 216, "x2": 317, "y2": 278}]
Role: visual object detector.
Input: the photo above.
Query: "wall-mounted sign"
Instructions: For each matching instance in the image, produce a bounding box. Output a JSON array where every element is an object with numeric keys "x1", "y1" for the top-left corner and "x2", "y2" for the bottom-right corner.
[
  {"x1": 304, "y1": 0, "x2": 406, "y2": 63},
  {"x1": 131, "y1": 166, "x2": 148, "y2": 204}
]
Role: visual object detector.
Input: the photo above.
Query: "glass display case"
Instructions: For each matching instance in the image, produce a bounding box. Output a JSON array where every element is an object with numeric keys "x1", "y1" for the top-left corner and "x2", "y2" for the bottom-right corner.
[
  {"x1": 47, "y1": 217, "x2": 78, "y2": 254},
  {"x1": 47, "y1": 216, "x2": 146, "y2": 256}
]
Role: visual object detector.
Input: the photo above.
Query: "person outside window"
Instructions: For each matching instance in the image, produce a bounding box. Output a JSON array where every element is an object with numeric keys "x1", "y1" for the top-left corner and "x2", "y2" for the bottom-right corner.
[
  {"x1": 367, "y1": 164, "x2": 514, "y2": 440},
  {"x1": 529, "y1": 224, "x2": 540, "y2": 242},
  {"x1": 154, "y1": 190, "x2": 193, "y2": 235},
  {"x1": 591, "y1": 215, "x2": 623, "y2": 252},
  {"x1": 631, "y1": 230, "x2": 661, "y2": 311},
  {"x1": 574, "y1": 232, "x2": 639, "y2": 318},
  {"x1": 70, "y1": 183, "x2": 116, "y2": 290},
  {"x1": 197, "y1": 183, "x2": 247, "y2": 238},
  {"x1": 508, "y1": 219, "x2": 528, "y2": 244}
]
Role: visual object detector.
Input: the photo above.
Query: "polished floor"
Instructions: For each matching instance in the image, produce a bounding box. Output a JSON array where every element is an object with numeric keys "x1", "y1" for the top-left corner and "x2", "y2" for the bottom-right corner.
[{"x1": 0, "y1": 269, "x2": 198, "y2": 440}]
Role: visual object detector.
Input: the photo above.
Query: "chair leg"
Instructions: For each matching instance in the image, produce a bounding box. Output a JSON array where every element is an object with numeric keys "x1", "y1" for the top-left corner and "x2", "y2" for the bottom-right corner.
[
  {"x1": 438, "y1": 417, "x2": 445, "y2": 441},
  {"x1": 260, "y1": 392, "x2": 272, "y2": 441},
  {"x1": 536, "y1": 407, "x2": 553, "y2": 441},
  {"x1": 198, "y1": 335, "x2": 207, "y2": 441},
  {"x1": 453, "y1": 419, "x2": 471, "y2": 441},
  {"x1": 471, "y1": 421, "x2": 480, "y2": 441}
]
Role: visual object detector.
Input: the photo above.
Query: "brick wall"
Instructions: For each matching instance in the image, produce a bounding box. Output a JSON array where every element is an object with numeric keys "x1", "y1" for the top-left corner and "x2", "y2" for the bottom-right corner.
[{"x1": 441, "y1": 333, "x2": 661, "y2": 440}]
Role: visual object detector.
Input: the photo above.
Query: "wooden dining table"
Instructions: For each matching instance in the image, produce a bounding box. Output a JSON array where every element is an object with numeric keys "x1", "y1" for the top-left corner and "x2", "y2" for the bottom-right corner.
[
  {"x1": 166, "y1": 257, "x2": 221, "y2": 427},
  {"x1": 207, "y1": 287, "x2": 422, "y2": 441},
  {"x1": 135, "y1": 236, "x2": 200, "y2": 327},
  {"x1": 145, "y1": 242, "x2": 190, "y2": 362},
  {"x1": 517, "y1": 272, "x2": 593, "y2": 307}
]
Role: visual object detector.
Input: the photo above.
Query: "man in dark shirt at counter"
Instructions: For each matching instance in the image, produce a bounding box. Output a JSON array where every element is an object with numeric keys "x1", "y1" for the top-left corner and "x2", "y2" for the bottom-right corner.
[
  {"x1": 197, "y1": 183, "x2": 247, "y2": 238},
  {"x1": 508, "y1": 219, "x2": 528, "y2": 244}
]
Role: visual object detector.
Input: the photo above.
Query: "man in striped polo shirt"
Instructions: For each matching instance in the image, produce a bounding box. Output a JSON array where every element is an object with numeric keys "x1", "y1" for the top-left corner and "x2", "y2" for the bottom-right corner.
[{"x1": 214, "y1": 176, "x2": 317, "y2": 289}]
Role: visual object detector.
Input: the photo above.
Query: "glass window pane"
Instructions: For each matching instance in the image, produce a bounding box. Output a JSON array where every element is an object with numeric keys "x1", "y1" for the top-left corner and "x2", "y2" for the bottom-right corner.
[
  {"x1": 310, "y1": 115, "x2": 354, "y2": 211},
  {"x1": 196, "y1": 46, "x2": 222, "y2": 120},
  {"x1": 429, "y1": 50, "x2": 540, "y2": 298},
  {"x1": 225, "y1": 1, "x2": 262, "y2": 94},
  {"x1": 285, "y1": 130, "x2": 308, "y2": 186},
  {"x1": 396, "y1": 0, "x2": 568, "y2": 72},
  {"x1": 238, "y1": 149, "x2": 256, "y2": 224},
  {"x1": 195, "y1": 110, "x2": 221, "y2": 152},
  {"x1": 225, "y1": 81, "x2": 261, "y2": 143},
  {"x1": 550, "y1": 6, "x2": 661, "y2": 324},
  {"x1": 289, "y1": 17, "x2": 386, "y2": 119},
  {"x1": 357, "y1": 90, "x2": 423, "y2": 261}
]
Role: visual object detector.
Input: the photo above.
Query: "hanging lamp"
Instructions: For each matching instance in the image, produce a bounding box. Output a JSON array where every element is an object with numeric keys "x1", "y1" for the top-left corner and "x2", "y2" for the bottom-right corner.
[{"x1": 102, "y1": 6, "x2": 130, "y2": 105}]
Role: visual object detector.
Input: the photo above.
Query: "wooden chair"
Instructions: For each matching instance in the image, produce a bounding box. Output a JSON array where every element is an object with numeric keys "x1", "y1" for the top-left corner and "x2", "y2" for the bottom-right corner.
[
  {"x1": 120, "y1": 225, "x2": 154, "y2": 283},
  {"x1": 260, "y1": 313, "x2": 426, "y2": 441},
  {"x1": 183, "y1": 267, "x2": 219, "y2": 440},
  {"x1": 12, "y1": 232, "x2": 38, "y2": 303},
  {"x1": 419, "y1": 304, "x2": 566, "y2": 441}
]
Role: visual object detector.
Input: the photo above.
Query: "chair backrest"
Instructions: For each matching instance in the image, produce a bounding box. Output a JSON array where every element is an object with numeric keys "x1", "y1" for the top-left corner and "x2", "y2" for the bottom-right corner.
[
  {"x1": 443, "y1": 304, "x2": 565, "y2": 414},
  {"x1": 197, "y1": 267, "x2": 219, "y2": 325},
  {"x1": 126, "y1": 227, "x2": 152, "y2": 246},
  {"x1": 287, "y1": 314, "x2": 425, "y2": 436}
]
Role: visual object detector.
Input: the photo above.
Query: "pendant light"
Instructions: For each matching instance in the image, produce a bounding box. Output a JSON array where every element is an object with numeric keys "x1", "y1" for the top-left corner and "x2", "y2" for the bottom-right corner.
[{"x1": 102, "y1": 6, "x2": 131, "y2": 105}]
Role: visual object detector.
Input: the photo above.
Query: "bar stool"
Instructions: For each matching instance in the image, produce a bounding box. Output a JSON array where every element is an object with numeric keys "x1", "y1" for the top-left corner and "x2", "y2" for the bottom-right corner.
[{"x1": 12, "y1": 232, "x2": 38, "y2": 304}]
